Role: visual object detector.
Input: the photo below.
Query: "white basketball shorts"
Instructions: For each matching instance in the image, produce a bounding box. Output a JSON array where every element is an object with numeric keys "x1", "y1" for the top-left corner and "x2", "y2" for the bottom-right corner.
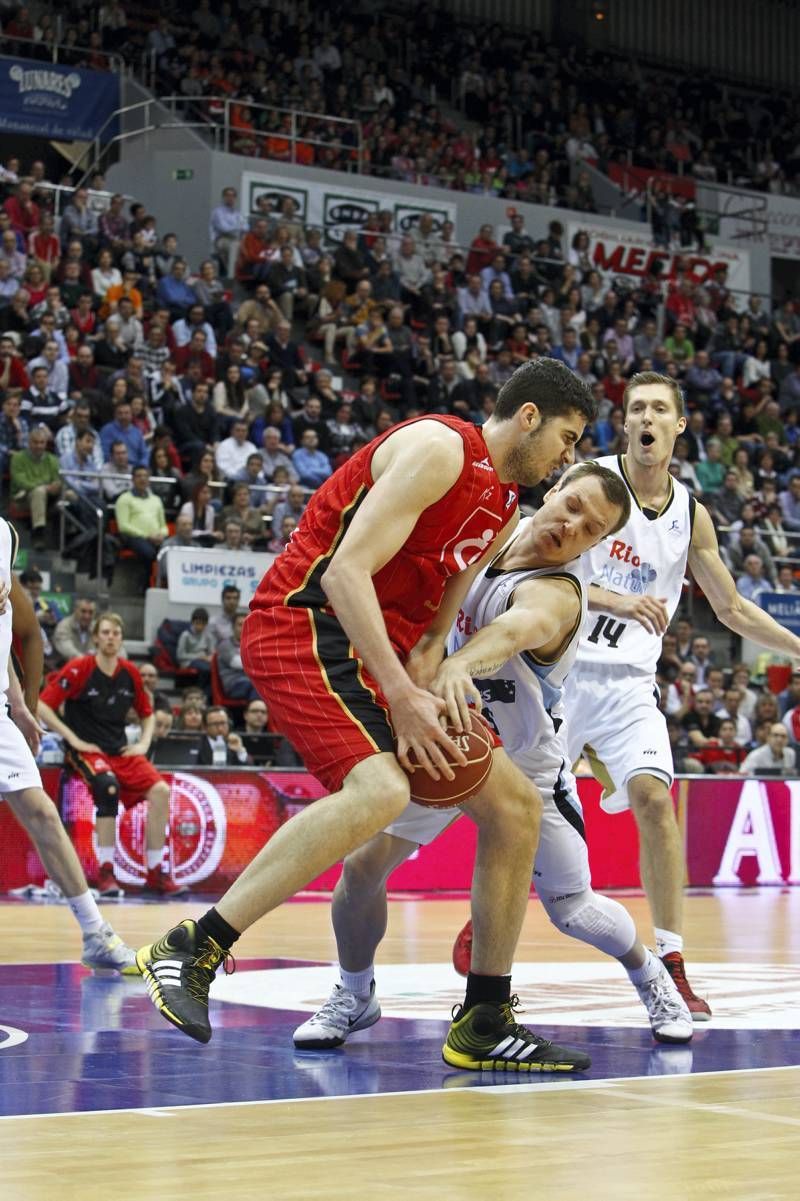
[
  {"x1": 384, "y1": 743, "x2": 591, "y2": 897},
  {"x1": 0, "y1": 707, "x2": 43, "y2": 795},
  {"x1": 564, "y1": 661, "x2": 674, "y2": 813}
]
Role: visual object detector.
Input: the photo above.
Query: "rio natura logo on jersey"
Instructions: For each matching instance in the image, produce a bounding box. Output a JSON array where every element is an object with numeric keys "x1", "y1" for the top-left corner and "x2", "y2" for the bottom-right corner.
[{"x1": 599, "y1": 539, "x2": 658, "y2": 595}]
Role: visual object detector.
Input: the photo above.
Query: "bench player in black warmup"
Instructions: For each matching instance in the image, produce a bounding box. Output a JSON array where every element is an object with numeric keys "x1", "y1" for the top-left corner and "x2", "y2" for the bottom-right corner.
[{"x1": 38, "y1": 613, "x2": 184, "y2": 896}]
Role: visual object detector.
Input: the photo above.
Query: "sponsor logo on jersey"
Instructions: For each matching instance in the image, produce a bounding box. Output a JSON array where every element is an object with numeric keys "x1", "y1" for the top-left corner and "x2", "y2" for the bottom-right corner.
[
  {"x1": 599, "y1": 560, "x2": 658, "y2": 595},
  {"x1": 440, "y1": 506, "x2": 500, "y2": 572},
  {"x1": 669, "y1": 519, "x2": 682, "y2": 534},
  {"x1": 471, "y1": 456, "x2": 494, "y2": 472}
]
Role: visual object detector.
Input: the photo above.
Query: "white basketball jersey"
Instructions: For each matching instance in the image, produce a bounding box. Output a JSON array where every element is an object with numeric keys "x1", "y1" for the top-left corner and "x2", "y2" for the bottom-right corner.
[
  {"x1": 447, "y1": 518, "x2": 588, "y2": 762},
  {"x1": 576, "y1": 454, "x2": 694, "y2": 675},
  {"x1": 0, "y1": 518, "x2": 18, "y2": 697}
]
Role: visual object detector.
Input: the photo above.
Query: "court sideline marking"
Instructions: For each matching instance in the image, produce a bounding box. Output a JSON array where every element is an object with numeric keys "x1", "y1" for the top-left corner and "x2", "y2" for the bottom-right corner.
[{"x1": 0, "y1": 1063, "x2": 798, "y2": 1122}]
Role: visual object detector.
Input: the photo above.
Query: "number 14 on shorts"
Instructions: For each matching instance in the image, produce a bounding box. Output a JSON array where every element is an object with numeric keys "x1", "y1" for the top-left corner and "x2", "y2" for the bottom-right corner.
[{"x1": 587, "y1": 614, "x2": 627, "y2": 649}]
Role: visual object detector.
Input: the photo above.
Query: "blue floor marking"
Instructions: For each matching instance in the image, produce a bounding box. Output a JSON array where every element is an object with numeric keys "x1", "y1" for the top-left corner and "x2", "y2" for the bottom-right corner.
[{"x1": 1, "y1": 960, "x2": 800, "y2": 1118}]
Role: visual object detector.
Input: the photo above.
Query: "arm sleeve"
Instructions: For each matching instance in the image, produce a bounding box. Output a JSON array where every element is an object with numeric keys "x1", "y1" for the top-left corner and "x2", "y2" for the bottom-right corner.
[{"x1": 39, "y1": 656, "x2": 94, "y2": 708}]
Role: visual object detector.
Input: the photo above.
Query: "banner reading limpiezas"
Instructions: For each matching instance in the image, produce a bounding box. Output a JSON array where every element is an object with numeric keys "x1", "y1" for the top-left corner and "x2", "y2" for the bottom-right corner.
[
  {"x1": 0, "y1": 56, "x2": 119, "y2": 141},
  {"x1": 163, "y1": 545, "x2": 276, "y2": 604}
]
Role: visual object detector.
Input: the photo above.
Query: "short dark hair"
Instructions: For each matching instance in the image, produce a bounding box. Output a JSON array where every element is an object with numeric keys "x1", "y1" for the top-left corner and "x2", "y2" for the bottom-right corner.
[
  {"x1": 191, "y1": 607, "x2": 209, "y2": 623},
  {"x1": 493, "y1": 359, "x2": 595, "y2": 424},
  {"x1": 622, "y1": 371, "x2": 684, "y2": 418},
  {"x1": 559, "y1": 462, "x2": 631, "y2": 535},
  {"x1": 221, "y1": 584, "x2": 240, "y2": 596}
]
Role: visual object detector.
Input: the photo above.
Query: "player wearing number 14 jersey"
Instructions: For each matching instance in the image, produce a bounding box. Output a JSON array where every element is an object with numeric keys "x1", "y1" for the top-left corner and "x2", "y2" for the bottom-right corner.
[{"x1": 561, "y1": 372, "x2": 800, "y2": 1018}]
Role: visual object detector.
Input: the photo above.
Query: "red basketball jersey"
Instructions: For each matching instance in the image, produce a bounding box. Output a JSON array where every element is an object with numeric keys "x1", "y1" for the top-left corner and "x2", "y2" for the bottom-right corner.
[{"x1": 253, "y1": 415, "x2": 518, "y2": 657}]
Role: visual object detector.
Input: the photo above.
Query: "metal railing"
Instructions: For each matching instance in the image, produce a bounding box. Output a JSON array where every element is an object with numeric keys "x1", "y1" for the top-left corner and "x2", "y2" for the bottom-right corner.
[
  {"x1": 70, "y1": 94, "x2": 364, "y2": 188},
  {"x1": 0, "y1": 34, "x2": 124, "y2": 74}
]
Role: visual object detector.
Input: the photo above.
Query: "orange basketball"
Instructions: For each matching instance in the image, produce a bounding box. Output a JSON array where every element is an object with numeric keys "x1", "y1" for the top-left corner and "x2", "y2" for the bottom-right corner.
[{"x1": 406, "y1": 711, "x2": 494, "y2": 808}]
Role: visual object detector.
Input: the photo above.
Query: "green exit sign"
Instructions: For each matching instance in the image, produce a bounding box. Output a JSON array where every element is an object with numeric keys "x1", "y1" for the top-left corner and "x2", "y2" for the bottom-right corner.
[{"x1": 173, "y1": 168, "x2": 194, "y2": 181}]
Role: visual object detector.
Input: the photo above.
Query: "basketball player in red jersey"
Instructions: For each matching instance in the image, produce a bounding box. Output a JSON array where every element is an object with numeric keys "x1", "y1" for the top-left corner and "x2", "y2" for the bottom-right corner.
[{"x1": 138, "y1": 360, "x2": 596, "y2": 1068}]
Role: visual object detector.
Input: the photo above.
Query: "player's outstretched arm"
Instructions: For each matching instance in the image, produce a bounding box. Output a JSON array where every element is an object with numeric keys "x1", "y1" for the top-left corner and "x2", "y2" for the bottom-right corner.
[
  {"x1": 320, "y1": 421, "x2": 468, "y2": 780},
  {"x1": 689, "y1": 501, "x2": 800, "y2": 658},
  {"x1": 430, "y1": 577, "x2": 580, "y2": 731}
]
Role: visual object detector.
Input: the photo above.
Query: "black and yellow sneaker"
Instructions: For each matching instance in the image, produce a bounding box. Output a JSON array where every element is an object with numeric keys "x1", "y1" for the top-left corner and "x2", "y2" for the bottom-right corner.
[
  {"x1": 442, "y1": 997, "x2": 591, "y2": 1073},
  {"x1": 136, "y1": 919, "x2": 234, "y2": 1044}
]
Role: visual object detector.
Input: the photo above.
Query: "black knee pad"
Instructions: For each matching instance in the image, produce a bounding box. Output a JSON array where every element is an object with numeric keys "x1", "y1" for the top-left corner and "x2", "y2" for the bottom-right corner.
[{"x1": 91, "y1": 771, "x2": 119, "y2": 817}]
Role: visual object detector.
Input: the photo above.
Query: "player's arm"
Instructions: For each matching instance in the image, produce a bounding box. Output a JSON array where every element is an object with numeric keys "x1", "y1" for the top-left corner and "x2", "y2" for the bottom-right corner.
[
  {"x1": 587, "y1": 584, "x2": 670, "y2": 636},
  {"x1": 430, "y1": 577, "x2": 581, "y2": 730},
  {"x1": 6, "y1": 657, "x2": 43, "y2": 755},
  {"x1": 37, "y1": 664, "x2": 101, "y2": 754},
  {"x1": 10, "y1": 574, "x2": 43, "y2": 714},
  {"x1": 320, "y1": 422, "x2": 467, "y2": 779},
  {"x1": 406, "y1": 507, "x2": 520, "y2": 689},
  {"x1": 689, "y1": 502, "x2": 800, "y2": 658}
]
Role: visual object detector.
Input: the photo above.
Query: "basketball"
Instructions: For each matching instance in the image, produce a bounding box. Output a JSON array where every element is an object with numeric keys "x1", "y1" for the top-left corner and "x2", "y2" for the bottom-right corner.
[{"x1": 406, "y1": 711, "x2": 494, "y2": 808}]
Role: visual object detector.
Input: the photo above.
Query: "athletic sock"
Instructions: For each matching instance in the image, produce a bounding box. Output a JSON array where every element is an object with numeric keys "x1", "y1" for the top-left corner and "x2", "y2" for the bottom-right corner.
[
  {"x1": 146, "y1": 848, "x2": 162, "y2": 870},
  {"x1": 67, "y1": 890, "x2": 104, "y2": 934},
  {"x1": 463, "y1": 971, "x2": 512, "y2": 1013},
  {"x1": 95, "y1": 846, "x2": 115, "y2": 867},
  {"x1": 197, "y1": 907, "x2": 241, "y2": 951},
  {"x1": 627, "y1": 949, "x2": 662, "y2": 987},
  {"x1": 339, "y1": 966, "x2": 374, "y2": 998},
  {"x1": 654, "y1": 927, "x2": 684, "y2": 957}
]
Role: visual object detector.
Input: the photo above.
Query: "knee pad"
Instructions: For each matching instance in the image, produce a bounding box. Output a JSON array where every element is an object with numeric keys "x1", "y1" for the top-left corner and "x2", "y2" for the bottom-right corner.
[
  {"x1": 541, "y1": 888, "x2": 637, "y2": 959},
  {"x1": 91, "y1": 771, "x2": 119, "y2": 818}
]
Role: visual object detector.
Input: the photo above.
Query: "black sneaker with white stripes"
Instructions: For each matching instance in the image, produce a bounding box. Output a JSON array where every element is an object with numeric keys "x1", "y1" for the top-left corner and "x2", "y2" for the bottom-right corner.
[
  {"x1": 442, "y1": 997, "x2": 591, "y2": 1073},
  {"x1": 136, "y1": 918, "x2": 234, "y2": 1044}
]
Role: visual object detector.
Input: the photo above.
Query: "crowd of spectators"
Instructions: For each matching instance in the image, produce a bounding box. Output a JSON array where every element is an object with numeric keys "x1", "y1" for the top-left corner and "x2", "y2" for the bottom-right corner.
[
  {"x1": 9, "y1": 0, "x2": 800, "y2": 206},
  {"x1": 653, "y1": 619, "x2": 800, "y2": 778}
]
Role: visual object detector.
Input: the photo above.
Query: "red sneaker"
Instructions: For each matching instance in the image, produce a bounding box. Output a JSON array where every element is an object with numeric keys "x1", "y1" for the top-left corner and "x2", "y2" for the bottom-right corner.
[
  {"x1": 143, "y1": 866, "x2": 189, "y2": 897},
  {"x1": 90, "y1": 861, "x2": 125, "y2": 898},
  {"x1": 661, "y1": 952, "x2": 712, "y2": 1021},
  {"x1": 452, "y1": 918, "x2": 473, "y2": 977}
]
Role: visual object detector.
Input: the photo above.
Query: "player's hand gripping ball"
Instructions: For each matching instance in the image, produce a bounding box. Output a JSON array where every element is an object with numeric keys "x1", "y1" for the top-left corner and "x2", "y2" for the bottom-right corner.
[{"x1": 406, "y1": 711, "x2": 494, "y2": 808}]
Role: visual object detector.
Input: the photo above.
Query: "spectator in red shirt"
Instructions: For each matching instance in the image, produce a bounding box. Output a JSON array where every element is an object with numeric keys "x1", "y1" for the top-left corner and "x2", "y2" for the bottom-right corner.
[
  {"x1": 696, "y1": 719, "x2": 747, "y2": 773},
  {"x1": 666, "y1": 278, "x2": 697, "y2": 333},
  {"x1": 601, "y1": 357, "x2": 627, "y2": 407},
  {"x1": 172, "y1": 329, "x2": 216, "y2": 378},
  {"x1": 466, "y1": 223, "x2": 499, "y2": 275},
  {"x1": 3, "y1": 181, "x2": 40, "y2": 239},
  {"x1": 28, "y1": 213, "x2": 61, "y2": 282}
]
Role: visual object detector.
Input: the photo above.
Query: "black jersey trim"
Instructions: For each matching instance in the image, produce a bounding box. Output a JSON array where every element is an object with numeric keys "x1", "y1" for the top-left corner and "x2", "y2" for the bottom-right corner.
[{"x1": 617, "y1": 454, "x2": 675, "y2": 521}]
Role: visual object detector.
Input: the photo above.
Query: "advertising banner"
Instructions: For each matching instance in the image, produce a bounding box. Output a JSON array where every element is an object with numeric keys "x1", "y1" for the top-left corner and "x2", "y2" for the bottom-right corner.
[
  {"x1": 759, "y1": 591, "x2": 800, "y2": 637},
  {"x1": 566, "y1": 218, "x2": 752, "y2": 296},
  {"x1": 0, "y1": 56, "x2": 119, "y2": 142},
  {"x1": 163, "y1": 546, "x2": 275, "y2": 603},
  {"x1": 240, "y1": 168, "x2": 457, "y2": 245},
  {"x1": 1, "y1": 771, "x2": 798, "y2": 896}
]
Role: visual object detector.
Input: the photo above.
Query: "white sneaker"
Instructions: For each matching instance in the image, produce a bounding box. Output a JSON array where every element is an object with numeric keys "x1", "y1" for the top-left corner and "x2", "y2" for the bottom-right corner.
[
  {"x1": 635, "y1": 961, "x2": 693, "y2": 1044},
  {"x1": 293, "y1": 982, "x2": 381, "y2": 1049},
  {"x1": 81, "y1": 922, "x2": 140, "y2": 976}
]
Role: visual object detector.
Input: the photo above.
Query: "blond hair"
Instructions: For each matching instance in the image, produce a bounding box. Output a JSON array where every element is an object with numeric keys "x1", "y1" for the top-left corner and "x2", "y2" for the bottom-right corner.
[
  {"x1": 622, "y1": 371, "x2": 684, "y2": 418},
  {"x1": 92, "y1": 611, "x2": 125, "y2": 637}
]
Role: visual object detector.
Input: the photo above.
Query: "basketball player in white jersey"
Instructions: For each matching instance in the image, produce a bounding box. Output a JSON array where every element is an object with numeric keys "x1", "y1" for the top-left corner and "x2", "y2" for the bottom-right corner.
[
  {"x1": 550, "y1": 371, "x2": 800, "y2": 1019},
  {"x1": 293, "y1": 463, "x2": 694, "y2": 1064},
  {"x1": 0, "y1": 517, "x2": 137, "y2": 973}
]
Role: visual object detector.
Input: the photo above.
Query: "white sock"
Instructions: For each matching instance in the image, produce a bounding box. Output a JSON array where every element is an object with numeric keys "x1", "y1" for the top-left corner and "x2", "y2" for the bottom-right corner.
[
  {"x1": 67, "y1": 890, "x2": 104, "y2": 935},
  {"x1": 95, "y1": 846, "x2": 115, "y2": 868},
  {"x1": 339, "y1": 966, "x2": 374, "y2": 997},
  {"x1": 146, "y1": 848, "x2": 163, "y2": 870},
  {"x1": 627, "y1": 948, "x2": 662, "y2": 986},
  {"x1": 654, "y1": 927, "x2": 684, "y2": 957}
]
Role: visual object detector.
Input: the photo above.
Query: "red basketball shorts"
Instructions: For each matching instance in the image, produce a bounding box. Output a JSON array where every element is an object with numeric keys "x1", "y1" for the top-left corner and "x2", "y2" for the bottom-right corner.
[
  {"x1": 66, "y1": 748, "x2": 164, "y2": 809},
  {"x1": 242, "y1": 605, "x2": 396, "y2": 792}
]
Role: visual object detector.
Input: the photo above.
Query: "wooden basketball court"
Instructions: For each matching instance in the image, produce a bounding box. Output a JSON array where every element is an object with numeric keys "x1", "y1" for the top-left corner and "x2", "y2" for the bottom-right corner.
[{"x1": 1, "y1": 890, "x2": 799, "y2": 1201}]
